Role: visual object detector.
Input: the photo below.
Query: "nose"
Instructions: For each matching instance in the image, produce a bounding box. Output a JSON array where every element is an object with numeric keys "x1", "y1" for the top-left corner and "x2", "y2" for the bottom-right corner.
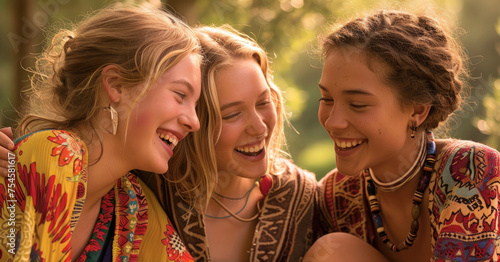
[
  {"x1": 246, "y1": 110, "x2": 267, "y2": 137},
  {"x1": 179, "y1": 107, "x2": 200, "y2": 132},
  {"x1": 320, "y1": 105, "x2": 348, "y2": 132}
]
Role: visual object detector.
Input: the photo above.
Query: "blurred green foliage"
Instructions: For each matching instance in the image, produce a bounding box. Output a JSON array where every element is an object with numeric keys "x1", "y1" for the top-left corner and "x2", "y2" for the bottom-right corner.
[{"x1": 1, "y1": 0, "x2": 498, "y2": 180}]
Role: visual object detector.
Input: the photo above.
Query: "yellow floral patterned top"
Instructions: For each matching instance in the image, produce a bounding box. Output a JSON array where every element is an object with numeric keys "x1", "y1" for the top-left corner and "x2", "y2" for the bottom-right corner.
[{"x1": 0, "y1": 130, "x2": 193, "y2": 262}]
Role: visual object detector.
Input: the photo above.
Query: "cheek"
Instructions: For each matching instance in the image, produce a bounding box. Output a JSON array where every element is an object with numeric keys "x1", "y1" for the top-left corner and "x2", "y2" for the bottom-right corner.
[
  {"x1": 262, "y1": 107, "x2": 277, "y2": 131},
  {"x1": 131, "y1": 106, "x2": 155, "y2": 126},
  {"x1": 267, "y1": 111, "x2": 277, "y2": 131},
  {"x1": 215, "y1": 123, "x2": 237, "y2": 151},
  {"x1": 317, "y1": 106, "x2": 329, "y2": 128}
]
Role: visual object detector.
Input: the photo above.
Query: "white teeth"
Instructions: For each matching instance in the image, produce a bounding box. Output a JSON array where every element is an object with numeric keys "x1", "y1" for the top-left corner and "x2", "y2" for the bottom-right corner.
[
  {"x1": 335, "y1": 139, "x2": 364, "y2": 149},
  {"x1": 157, "y1": 132, "x2": 179, "y2": 148},
  {"x1": 236, "y1": 141, "x2": 265, "y2": 153}
]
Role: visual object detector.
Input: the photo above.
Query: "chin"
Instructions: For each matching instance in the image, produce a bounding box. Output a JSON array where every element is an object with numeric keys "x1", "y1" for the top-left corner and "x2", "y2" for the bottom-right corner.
[
  {"x1": 144, "y1": 160, "x2": 169, "y2": 174},
  {"x1": 336, "y1": 165, "x2": 363, "y2": 177}
]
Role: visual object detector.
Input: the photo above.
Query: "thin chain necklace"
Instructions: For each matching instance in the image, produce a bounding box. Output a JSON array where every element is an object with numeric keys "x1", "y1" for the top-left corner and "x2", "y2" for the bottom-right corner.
[
  {"x1": 213, "y1": 182, "x2": 256, "y2": 200},
  {"x1": 369, "y1": 132, "x2": 426, "y2": 192},
  {"x1": 205, "y1": 181, "x2": 261, "y2": 222},
  {"x1": 209, "y1": 197, "x2": 262, "y2": 222},
  {"x1": 365, "y1": 131, "x2": 436, "y2": 252}
]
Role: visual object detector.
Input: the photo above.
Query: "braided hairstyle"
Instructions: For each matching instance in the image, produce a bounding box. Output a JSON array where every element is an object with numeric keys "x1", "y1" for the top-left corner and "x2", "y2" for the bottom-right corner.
[{"x1": 321, "y1": 10, "x2": 468, "y2": 131}]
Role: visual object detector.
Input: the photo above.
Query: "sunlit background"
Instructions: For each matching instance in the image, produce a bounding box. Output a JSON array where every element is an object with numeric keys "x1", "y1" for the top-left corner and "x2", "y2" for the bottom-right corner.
[{"x1": 1, "y1": 0, "x2": 499, "y2": 180}]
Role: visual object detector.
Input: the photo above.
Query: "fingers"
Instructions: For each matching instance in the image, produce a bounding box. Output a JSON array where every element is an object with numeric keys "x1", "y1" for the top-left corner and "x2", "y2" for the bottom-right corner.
[
  {"x1": 0, "y1": 127, "x2": 14, "y2": 150},
  {"x1": 0, "y1": 153, "x2": 15, "y2": 178},
  {"x1": 0, "y1": 127, "x2": 15, "y2": 178},
  {"x1": 0, "y1": 159, "x2": 9, "y2": 177}
]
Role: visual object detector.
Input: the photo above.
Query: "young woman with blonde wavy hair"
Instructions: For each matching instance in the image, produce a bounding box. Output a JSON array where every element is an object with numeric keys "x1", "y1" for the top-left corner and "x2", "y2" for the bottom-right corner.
[
  {"x1": 0, "y1": 15, "x2": 314, "y2": 262},
  {"x1": 0, "y1": 4, "x2": 206, "y2": 261},
  {"x1": 144, "y1": 26, "x2": 318, "y2": 261}
]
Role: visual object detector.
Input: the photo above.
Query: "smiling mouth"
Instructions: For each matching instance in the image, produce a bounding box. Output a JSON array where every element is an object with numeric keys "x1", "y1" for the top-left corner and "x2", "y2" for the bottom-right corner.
[
  {"x1": 157, "y1": 132, "x2": 179, "y2": 150},
  {"x1": 335, "y1": 139, "x2": 366, "y2": 150},
  {"x1": 235, "y1": 141, "x2": 265, "y2": 156}
]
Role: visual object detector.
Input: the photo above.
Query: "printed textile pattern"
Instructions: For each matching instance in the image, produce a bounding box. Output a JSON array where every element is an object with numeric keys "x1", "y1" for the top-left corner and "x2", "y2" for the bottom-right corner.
[
  {"x1": 156, "y1": 158, "x2": 317, "y2": 261},
  {"x1": 319, "y1": 140, "x2": 500, "y2": 262},
  {"x1": 0, "y1": 130, "x2": 194, "y2": 262}
]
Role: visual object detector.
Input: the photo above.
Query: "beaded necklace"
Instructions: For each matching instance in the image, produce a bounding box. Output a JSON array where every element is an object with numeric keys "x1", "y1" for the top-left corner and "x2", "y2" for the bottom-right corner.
[{"x1": 364, "y1": 131, "x2": 436, "y2": 252}]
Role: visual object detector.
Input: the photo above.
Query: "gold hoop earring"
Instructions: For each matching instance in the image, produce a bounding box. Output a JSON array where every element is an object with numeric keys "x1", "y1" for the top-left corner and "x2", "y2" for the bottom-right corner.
[{"x1": 104, "y1": 105, "x2": 118, "y2": 135}]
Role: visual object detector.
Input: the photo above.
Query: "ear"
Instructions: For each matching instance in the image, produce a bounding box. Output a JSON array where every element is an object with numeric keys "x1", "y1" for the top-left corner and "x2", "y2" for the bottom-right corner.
[
  {"x1": 411, "y1": 104, "x2": 431, "y2": 127},
  {"x1": 102, "y1": 65, "x2": 122, "y2": 103}
]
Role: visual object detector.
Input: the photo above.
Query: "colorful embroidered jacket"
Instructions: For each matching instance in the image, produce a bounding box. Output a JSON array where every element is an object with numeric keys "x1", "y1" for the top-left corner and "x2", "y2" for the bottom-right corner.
[
  {"x1": 318, "y1": 139, "x2": 500, "y2": 261},
  {"x1": 0, "y1": 130, "x2": 193, "y2": 262},
  {"x1": 144, "y1": 158, "x2": 318, "y2": 261}
]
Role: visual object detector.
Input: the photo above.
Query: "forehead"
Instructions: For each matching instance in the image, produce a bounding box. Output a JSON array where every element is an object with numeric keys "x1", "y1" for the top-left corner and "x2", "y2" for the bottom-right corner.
[
  {"x1": 215, "y1": 59, "x2": 268, "y2": 98},
  {"x1": 158, "y1": 54, "x2": 201, "y2": 91},
  {"x1": 320, "y1": 50, "x2": 380, "y2": 84},
  {"x1": 321, "y1": 49, "x2": 401, "y2": 96}
]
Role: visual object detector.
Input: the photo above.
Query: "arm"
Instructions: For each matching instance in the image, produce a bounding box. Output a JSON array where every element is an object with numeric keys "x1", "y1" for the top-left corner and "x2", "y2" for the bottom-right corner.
[
  {"x1": 0, "y1": 130, "x2": 87, "y2": 261},
  {"x1": 0, "y1": 127, "x2": 14, "y2": 177},
  {"x1": 430, "y1": 141, "x2": 500, "y2": 261}
]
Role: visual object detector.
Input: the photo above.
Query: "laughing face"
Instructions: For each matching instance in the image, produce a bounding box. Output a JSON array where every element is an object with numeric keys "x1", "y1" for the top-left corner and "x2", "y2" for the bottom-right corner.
[
  {"x1": 214, "y1": 58, "x2": 277, "y2": 179},
  {"x1": 318, "y1": 48, "x2": 416, "y2": 177},
  {"x1": 125, "y1": 54, "x2": 201, "y2": 174}
]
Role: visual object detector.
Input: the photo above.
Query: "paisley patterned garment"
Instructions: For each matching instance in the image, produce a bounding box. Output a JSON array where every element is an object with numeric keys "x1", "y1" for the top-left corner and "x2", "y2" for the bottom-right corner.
[
  {"x1": 144, "y1": 158, "x2": 318, "y2": 261},
  {"x1": 0, "y1": 130, "x2": 193, "y2": 262},
  {"x1": 318, "y1": 139, "x2": 500, "y2": 261}
]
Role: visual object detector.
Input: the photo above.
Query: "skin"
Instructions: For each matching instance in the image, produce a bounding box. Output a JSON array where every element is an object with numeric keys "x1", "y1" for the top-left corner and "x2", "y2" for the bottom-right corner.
[
  {"x1": 317, "y1": 48, "x2": 433, "y2": 261},
  {"x1": 0, "y1": 127, "x2": 14, "y2": 176},
  {"x1": 75, "y1": 54, "x2": 202, "y2": 259},
  {"x1": 214, "y1": 58, "x2": 276, "y2": 181},
  {"x1": 304, "y1": 232, "x2": 389, "y2": 262},
  {"x1": 318, "y1": 48, "x2": 428, "y2": 181},
  {"x1": 0, "y1": 54, "x2": 202, "y2": 261},
  {"x1": 114, "y1": 54, "x2": 201, "y2": 175},
  {"x1": 205, "y1": 58, "x2": 276, "y2": 262},
  {"x1": 0, "y1": 52, "x2": 276, "y2": 262}
]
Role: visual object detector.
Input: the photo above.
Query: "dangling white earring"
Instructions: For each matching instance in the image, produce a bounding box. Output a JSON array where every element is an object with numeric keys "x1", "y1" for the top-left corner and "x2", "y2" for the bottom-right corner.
[{"x1": 104, "y1": 104, "x2": 118, "y2": 135}]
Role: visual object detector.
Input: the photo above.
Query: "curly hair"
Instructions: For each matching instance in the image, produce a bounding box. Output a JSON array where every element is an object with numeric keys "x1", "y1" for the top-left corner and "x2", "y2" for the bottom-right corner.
[
  {"x1": 321, "y1": 10, "x2": 468, "y2": 131},
  {"x1": 18, "y1": 4, "x2": 200, "y2": 137}
]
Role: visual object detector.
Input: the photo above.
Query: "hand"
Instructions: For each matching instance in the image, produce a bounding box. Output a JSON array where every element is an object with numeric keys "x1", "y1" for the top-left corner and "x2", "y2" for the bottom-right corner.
[{"x1": 0, "y1": 127, "x2": 15, "y2": 177}]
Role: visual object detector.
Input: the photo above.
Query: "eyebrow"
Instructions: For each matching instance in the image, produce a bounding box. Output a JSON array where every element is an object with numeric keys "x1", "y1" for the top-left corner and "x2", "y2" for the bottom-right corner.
[
  {"x1": 171, "y1": 79, "x2": 194, "y2": 94},
  {"x1": 220, "y1": 89, "x2": 269, "y2": 111},
  {"x1": 343, "y1": 89, "x2": 374, "y2": 96},
  {"x1": 318, "y1": 84, "x2": 374, "y2": 96}
]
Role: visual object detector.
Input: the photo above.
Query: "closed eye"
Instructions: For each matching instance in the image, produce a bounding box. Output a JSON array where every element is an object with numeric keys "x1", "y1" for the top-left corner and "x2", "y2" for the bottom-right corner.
[
  {"x1": 257, "y1": 100, "x2": 271, "y2": 107},
  {"x1": 318, "y1": 97, "x2": 334, "y2": 104},
  {"x1": 222, "y1": 112, "x2": 240, "y2": 120},
  {"x1": 174, "y1": 91, "x2": 186, "y2": 99},
  {"x1": 350, "y1": 103, "x2": 367, "y2": 109}
]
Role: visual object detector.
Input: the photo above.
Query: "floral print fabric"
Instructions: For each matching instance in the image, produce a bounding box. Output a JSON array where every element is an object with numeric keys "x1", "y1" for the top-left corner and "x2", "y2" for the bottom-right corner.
[{"x1": 0, "y1": 130, "x2": 193, "y2": 262}]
